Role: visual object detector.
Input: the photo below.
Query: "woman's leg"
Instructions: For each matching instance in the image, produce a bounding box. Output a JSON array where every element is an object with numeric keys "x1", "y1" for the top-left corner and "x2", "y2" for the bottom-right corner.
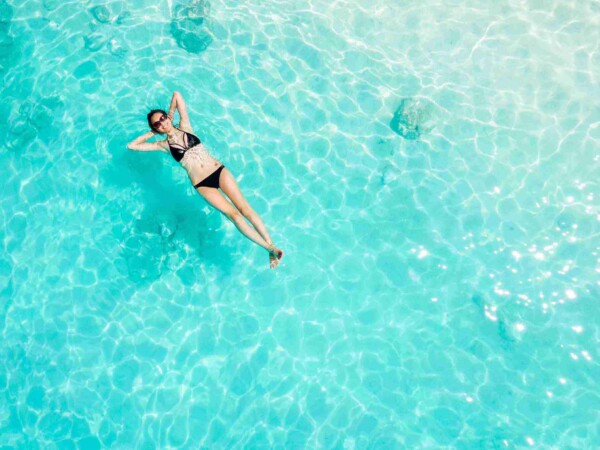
[
  {"x1": 217, "y1": 168, "x2": 284, "y2": 268},
  {"x1": 218, "y1": 168, "x2": 274, "y2": 245},
  {"x1": 197, "y1": 186, "x2": 272, "y2": 251}
]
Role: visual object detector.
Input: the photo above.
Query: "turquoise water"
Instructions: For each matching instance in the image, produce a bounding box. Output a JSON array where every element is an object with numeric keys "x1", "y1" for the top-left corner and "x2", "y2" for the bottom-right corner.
[{"x1": 1, "y1": 0, "x2": 599, "y2": 448}]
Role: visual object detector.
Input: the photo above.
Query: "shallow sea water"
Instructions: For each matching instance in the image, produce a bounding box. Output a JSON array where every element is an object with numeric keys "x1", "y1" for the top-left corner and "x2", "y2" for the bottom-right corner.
[{"x1": 1, "y1": 0, "x2": 599, "y2": 448}]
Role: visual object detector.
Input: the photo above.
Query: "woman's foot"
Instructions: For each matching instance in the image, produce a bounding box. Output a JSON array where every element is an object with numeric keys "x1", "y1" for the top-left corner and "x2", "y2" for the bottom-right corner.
[{"x1": 268, "y1": 245, "x2": 284, "y2": 269}]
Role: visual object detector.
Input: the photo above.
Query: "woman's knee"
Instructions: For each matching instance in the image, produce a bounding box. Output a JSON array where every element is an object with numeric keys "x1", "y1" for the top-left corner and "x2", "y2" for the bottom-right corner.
[
  {"x1": 225, "y1": 209, "x2": 243, "y2": 223},
  {"x1": 239, "y1": 205, "x2": 255, "y2": 218}
]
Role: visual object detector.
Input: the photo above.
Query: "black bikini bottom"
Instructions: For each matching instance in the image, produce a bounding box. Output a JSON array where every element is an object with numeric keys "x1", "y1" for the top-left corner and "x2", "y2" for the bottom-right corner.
[{"x1": 194, "y1": 165, "x2": 225, "y2": 189}]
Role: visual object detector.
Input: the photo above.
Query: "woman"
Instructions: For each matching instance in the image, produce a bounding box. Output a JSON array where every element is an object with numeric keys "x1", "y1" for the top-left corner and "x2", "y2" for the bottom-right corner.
[{"x1": 127, "y1": 91, "x2": 284, "y2": 269}]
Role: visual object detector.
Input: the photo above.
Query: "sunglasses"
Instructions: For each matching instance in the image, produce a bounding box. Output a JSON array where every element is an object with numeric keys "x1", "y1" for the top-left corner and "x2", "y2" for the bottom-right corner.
[{"x1": 152, "y1": 114, "x2": 168, "y2": 129}]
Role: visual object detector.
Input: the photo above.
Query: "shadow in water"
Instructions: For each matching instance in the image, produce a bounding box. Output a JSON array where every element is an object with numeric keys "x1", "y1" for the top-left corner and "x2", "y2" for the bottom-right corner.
[{"x1": 103, "y1": 137, "x2": 236, "y2": 286}]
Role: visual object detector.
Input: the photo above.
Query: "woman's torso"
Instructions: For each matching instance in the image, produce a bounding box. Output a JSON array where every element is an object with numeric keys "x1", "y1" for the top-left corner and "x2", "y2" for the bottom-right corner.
[{"x1": 167, "y1": 125, "x2": 222, "y2": 185}]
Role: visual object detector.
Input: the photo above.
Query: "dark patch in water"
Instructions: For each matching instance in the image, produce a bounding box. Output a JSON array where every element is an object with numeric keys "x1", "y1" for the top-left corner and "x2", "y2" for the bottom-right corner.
[
  {"x1": 171, "y1": 0, "x2": 213, "y2": 54},
  {"x1": 471, "y1": 294, "x2": 515, "y2": 349},
  {"x1": 390, "y1": 97, "x2": 435, "y2": 140},
  {"x1": 90, "y1": 5, "x2": 111, "y2": 24},
  {"x1": 108, "y1": 39, "x2": 127, "y2": 57},
  {"x1": 83, "y1": 33, "x2": 107, "y2": 52},
  {"x1": 116, "y1": 11, "x2": 132, "y2": 26}
]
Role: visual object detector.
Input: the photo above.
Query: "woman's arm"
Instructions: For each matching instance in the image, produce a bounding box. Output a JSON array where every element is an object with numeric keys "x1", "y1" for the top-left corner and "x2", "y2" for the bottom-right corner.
[
  {"x1": 127, "y1": 131, "x2": 168, "y2": 152},
  {"x1": 167, "y1": 91, "x2": 192, "y2": 130}
]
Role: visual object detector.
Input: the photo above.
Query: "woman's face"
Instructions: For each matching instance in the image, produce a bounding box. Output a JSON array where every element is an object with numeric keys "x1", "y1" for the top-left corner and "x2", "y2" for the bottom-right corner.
[{"x1": 151, "y1": 112, "x2": 172, "y2": 133}]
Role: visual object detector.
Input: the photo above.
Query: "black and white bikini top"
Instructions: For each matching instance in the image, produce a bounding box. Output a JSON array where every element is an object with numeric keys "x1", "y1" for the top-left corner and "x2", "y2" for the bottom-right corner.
[{"x1": 167, "y1": 128, "x2": 202, "y2": 162}]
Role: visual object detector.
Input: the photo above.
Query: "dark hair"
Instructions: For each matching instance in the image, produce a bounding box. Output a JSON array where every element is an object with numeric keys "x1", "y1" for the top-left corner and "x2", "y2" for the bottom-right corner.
[{"x1": 147, "y1": 109, "x2": 168, "y2": 133}]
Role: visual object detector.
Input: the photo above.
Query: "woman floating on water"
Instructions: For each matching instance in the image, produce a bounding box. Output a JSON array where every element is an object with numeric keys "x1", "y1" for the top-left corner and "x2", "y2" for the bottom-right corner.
[{"x1": 127, "y1": 91, "x2": 284, "y2": 269}]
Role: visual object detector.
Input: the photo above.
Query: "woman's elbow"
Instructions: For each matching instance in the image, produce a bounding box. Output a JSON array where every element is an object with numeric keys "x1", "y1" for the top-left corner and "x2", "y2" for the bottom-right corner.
[{"x1": 126, "y1": 143, "x2": 137, "y2": 150}]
